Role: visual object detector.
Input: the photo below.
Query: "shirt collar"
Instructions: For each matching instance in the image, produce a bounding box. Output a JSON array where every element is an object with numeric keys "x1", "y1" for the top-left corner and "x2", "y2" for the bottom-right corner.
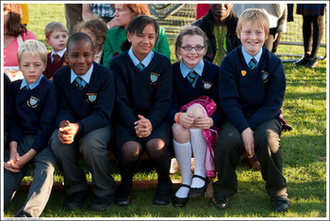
[
  {"x1": 94, "y1": 49, "x2": 104, "y2": 64},
  {"x1": 51, "y1": 48, "x2": 67, "y2": 58},
  {"x1": 241, "y1": 46, "x2": 263, "y2": 66},
  {"x1": 128, "y1": 47, "x2": 154, "y2": 68},
  {"x1": 180, "y1": 59, "x2": 204, "y2": 78},
  {"x1": 20, "y1": 75, "x2": 44, "y2": 90},
  {"x1": 70, "y1": 63, "x2": 94, "y2": 84}
]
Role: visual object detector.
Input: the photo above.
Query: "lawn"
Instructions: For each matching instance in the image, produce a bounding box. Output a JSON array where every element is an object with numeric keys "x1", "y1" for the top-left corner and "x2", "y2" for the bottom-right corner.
[{"x1": 2, "y1": 2, "x2": 328, "y2": 219}]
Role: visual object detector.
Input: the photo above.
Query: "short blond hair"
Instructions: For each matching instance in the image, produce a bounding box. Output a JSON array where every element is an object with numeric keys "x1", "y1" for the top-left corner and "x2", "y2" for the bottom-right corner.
[
  {"x1": 44, "y1": 21, "x2": 67, "y2": 39},
  {"x1": 236, "y1": 8, "x2": 269, "y2": 38},
  {"x1": 17, "y1": 39, "x2": 48, "y2": 64}
]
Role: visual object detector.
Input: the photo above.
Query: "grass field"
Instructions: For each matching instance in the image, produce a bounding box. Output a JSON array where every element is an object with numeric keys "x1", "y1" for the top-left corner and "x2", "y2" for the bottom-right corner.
[{"x1": 2, "y1": 3, "x2": 329, "y2": 219}]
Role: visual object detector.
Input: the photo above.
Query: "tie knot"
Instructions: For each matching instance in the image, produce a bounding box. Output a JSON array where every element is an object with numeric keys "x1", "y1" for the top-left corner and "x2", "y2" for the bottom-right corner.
[
  {"x1": 248, "y1": 58, "x2": 257, "y2": 71},
  {"x1": 137, "y1": 62, "x2": 145, "y2": 71},
  {"x1": 24, "y1": 85, "x2": 30, "y2": 90},
  {"x1": 75, "y1": 76, "x2": 84, "y2": 90},
  {"x1": 52, "y1": 54, "x2": 60, "y2": 65}
]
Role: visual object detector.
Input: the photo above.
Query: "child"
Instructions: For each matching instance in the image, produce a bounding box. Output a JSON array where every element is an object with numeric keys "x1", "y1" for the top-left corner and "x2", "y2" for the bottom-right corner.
[
  {"x1": 168, "y1": 25, "x2": 222, "y2": 207},
  {"x1": 50, "y1": 32, "x2": 116, "y2": 211},
  {"x1": 74, "y1": 18, "x2": 108, "y2": 65},
  {"x1": 212, "y1": 8, "x2": 289, "y2": 212},
  {"x1": 44, "y1": 21, "x2": 68, "y2": 79},
  {"x1": 109, "y1": 15, "x2": 173, "y2": 206},
  {"x1": 4, "y1": 39, "x2": 57, "y2": 217}
]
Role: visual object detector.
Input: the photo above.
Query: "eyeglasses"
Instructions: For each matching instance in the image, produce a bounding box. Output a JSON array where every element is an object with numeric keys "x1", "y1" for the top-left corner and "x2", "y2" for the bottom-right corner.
[{"x1": 180, "y1": 45, "x2": 205, "y2": 51}]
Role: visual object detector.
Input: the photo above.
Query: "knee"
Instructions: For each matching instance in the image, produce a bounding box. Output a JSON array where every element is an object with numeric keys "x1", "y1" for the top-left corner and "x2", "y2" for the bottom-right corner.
[
  {"x1": 81, "y1": 137, "x2": 108, "y2": 158},
  {"x1": 172, "y1": 123, "x2": 190, "y2": 143}
]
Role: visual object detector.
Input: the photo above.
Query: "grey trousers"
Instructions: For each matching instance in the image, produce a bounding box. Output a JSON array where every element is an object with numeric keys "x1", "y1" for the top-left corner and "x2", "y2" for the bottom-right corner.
[
  {"x1": 50, "y1": 125, "x2": 116, "y2": 197},
  {"x1": 4, "y1": 135, "x2": 57, "y2": 217},
  {"x1": 213, "y1": 119, "x2": 288, "y2": 199}
]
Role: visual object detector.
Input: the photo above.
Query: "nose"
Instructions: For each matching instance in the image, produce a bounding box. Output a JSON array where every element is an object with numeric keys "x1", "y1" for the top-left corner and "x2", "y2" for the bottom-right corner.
[{"x1": 114, "y1": 10, "x2": 119, "y2": 17}]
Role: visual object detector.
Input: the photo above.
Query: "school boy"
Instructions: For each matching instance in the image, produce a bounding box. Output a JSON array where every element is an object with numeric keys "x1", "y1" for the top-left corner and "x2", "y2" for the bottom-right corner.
[
  {"x1": 212, "y1": 8, "x2": 289, "y2": 212},
  {"x1": 50, "y1": 32, "x2": 116, "y2": 211},
  {"x1": 4, "y1": 39, "x2": 57, "y2": 217},
  {"x1": 44, "y1": 21, "x2": 68, "y2": 79}
]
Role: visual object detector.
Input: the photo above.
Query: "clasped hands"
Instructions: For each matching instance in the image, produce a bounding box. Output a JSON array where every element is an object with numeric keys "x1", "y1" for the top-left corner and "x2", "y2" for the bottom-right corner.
[
  {"x1": 177, "y1": 112, "x2": 213, "y2": 129},
  {"x1": 134, "y1": 115, "x2": 152, "y2": 138},
  {"x1": 58, "y1": 120, "x2": 79, "y2": 144}
]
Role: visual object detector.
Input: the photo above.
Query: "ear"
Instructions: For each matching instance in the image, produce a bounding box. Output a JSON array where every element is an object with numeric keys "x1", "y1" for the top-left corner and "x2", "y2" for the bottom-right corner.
[
  {"x1": 97, "y1": 37, "x2": 104, "y2": 46},
  {"x1": 127, "y1": 33, "x2": 133, "y2": 42},
  {"x1": 64, "y1": 51, "x2": 69, "y2": 62},
  {"x1": 45, "y1": 38, "x2": 50, "y2": 45}
]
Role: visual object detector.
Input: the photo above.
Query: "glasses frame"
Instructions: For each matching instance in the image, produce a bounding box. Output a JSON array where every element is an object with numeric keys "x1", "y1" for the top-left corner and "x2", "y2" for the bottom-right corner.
[{"x1": 180, "y1": 45, "x2": 205, "y2": 51}]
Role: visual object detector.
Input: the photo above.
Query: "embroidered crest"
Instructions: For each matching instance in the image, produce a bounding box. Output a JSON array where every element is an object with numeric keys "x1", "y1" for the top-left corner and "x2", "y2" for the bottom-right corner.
[
  {"x1": 261, "y1": 70, "x2": 269, "y2": 83},
  {"x1": 202, "y1": 81, "x2": 213, "y2": 90},
  {"x1": 27, "y1": 96, "x2": 40, "y2": 108},
  {"x1": 86, "y1": 93, "x2": 98, "y2": 104},
  {"x1": 150, "y1": 72, "x2": 160, "y2": 85},
  {"x1": 63, "y1": 62, "x2": 67, "y2": 66},
  {"x1": 241, "y1": 70, "x2": 247, "y2": 77}
]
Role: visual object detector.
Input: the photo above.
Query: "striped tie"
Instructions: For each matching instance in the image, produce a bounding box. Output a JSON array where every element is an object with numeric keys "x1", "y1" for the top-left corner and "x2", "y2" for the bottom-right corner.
[
  {"x1": 52, "y1": 54, "x2": 60, "y2": 65},
  {"x1": 248, "y1": 58, "x2": 257, "y2": 71},
  {"x1": 24, "y1": 85, "x2": 30, "y2": 90},
  {"x1": 187, "y1": 71, "x2": 198, "y2": 88},
  {"x1": 137, "y1": 62, "x2": 145, "y2": 71},
  {"x1": 75, "y1": 76, "x2": 84, "y2": 90}
]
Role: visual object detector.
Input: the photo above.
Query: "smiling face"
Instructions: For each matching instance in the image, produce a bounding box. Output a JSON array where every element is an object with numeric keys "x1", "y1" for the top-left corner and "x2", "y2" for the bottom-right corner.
[
  {"x1": 127, "y1": 23, "x2": 156, "y2": 61},
  {"x1": 237, "y1": 21, "x2": 267, "y2": 56},
  {"x1": 45, "y1": 30, "x2": 68, "y2": 53},
  {"x1": 66, "y1": 39, "x2": 95, "y2": 75},
  {"x1": 178, "y1": 34, "x2": 206, "y2": 69},
  {"x1": 113, "y1": 4, "x2": 136, "y2": 28},
  {"x1": 19, "y1": 52, "x2": 46, "y2": 85}
]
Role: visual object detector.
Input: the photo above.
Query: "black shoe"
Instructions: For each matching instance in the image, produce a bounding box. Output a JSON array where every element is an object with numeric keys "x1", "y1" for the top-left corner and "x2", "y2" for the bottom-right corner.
[
  {"x1": 172, "y1": 184, "x2": 190, "y2": 207},
  {"x1": 115, "y1": 195, "x2": 131, "y2": 207},
  {"x1": 272, "y1": 196, "x2": 290, "y2": 213},
  {"x1": 305, "y1": 58, "x2": 318, "y2": 68},
  {"x1": 211, "y1": 196, "x2": 229, "y2": 210},
  {"x1": 90, "y1": 194, "x2": 113, "y2": 211},
  {"x1": 188, "y1": 175, "x2": 208, "y2": 198},
  {"x1": 294, "y1": 55, "x2": 310, "y2": 66},
  {"x1": 64, "y1": 190, "x2": 89, "y2": 210},
  {"x1": 153, "y1": 180, "x2": 172, "y2": 205}
]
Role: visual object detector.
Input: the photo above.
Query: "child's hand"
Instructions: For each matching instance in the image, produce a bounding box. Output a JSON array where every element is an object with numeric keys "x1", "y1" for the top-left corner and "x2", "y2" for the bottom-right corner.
[
  {"x1": 241, "y1": 127, "x2": 255, "y2": 158},
  {"x1": 4, "y1": 154, "x2": 21, "y2": 173},
  {"x1": 134, "y1": 115, "x2": 152, "y2": 138},
  {"x1": 193, "y1": 116, "x2": 213, "y2": 129},
  {"x1": 58, "y1": 120, "x2": 79, "y2": 144},
  {"x1": 178, "y1": 113, "x2": 194, "y2": 129}
]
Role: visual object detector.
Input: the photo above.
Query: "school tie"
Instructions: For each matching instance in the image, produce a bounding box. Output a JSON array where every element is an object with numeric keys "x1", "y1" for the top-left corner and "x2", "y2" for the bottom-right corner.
[
  {"x1": 187, "y1": 70, "x2": 198, "y2": 88},
  {"x1": 136, "y1": 62, "x2": 145, "y2": 71},
  {"x1": 74, "y1": 76, "x2": 84, "y2": 90},
  {"x1": 248, "y1": 58, "x2": 257, "y2": 71},
  {"x1": 23, "y1": 85, "x2": 30, "y2": 90},
  {"x1": 52, "y1": 54, "x2": 60, "y2": 65}
]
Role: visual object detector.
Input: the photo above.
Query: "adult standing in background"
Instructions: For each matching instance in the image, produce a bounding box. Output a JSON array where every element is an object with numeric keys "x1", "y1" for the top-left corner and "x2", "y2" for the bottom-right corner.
[
  {"x1": 82, "y1": 3, "x2": 116, "y2": 29},
  {"x1": 192, "y1": 4, "x2": 241, "y2": 67},
  {"x1": 294, "y1": 4, "x2": 326, "y2": 68},
  {"x1": 19, "y1": 4, "x2": 29, "y2": 27},
  {"x1": 64, "y1": 4, "x2": 82, "y2": 36}
]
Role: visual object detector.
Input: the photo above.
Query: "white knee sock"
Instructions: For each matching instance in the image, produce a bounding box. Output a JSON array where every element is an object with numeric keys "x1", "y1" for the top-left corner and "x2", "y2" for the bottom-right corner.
[
  {"x1": 173, "y1": 140, "x2": 192, "y2": 198},
  {"x1": 190, "y1": 128, "x2": 207, "y2": 188}
]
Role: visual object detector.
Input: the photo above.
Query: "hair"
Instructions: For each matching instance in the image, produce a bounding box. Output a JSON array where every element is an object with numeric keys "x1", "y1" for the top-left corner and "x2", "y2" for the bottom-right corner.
[
  {"x1": 236, "y1": 8, "x2": 270, "y2": 38},
  {"x1": 17, "y1": 39, "x2": 48, "y2": 64},
  {"x1": 44, "y1": 21, "x2": 68, "y2": 39},
  {"x1": 122, "y1": 15, "x2": 159, "y2": 51},
  {"x1": 74, "y1": 19, "x2": 108, "y2": 47},
  {"x1": 174, "y1": 25, "x2": 208, "y2": 61},
  {"x1": 67, "y1": 32, "x2": 94, "y2": 51},
  {"x1": 114, "y1": 3, "x2": 150, "y2": 17},
  {"x1": 4, "y1": 4, "x2": 27, "y2": 36}
]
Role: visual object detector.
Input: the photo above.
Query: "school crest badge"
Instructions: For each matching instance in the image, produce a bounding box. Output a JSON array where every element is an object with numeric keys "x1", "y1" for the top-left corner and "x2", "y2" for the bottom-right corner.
[
  {"x1": 202, "y1": 81, "x2": 213, "y2": 90},
  {"x1": 150, "y1": 72, "x2": 160, "y2": 85},
  {"x1": 27, "y1": 96, "x2": 40, "y2": 108},
  {"x1": 86, "y1": 93, "x2": 97, "y2": 104},
  {"x1": 261, "y1": 70, "x2": 269, "y2": 83},
  {"x1": 241, "y1": 70, "x2": 247, "y2": 77}
]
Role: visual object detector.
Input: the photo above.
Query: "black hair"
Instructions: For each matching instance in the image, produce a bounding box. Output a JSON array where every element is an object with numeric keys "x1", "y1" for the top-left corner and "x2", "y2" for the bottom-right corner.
[
  {"x1": 126, "y1": 15, "x2": 159, "y2": 40},
  {"x1": 67, "y1": 32, "x2": 94, "y2": 51}
]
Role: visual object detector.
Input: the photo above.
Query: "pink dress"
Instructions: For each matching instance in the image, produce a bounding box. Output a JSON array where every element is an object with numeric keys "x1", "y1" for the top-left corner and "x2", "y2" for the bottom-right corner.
[
  {"x1": 179, "y1": 96, "x2": 218, "y2": 178},
  {"x1": 4, "y1": 30, "x2": 37, "y2": 67}
]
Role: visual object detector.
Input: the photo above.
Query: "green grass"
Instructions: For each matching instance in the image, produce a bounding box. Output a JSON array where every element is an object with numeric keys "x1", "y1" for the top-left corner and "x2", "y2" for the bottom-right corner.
[{"x1": 3, "y1": 3, "x2": 328, "y2": 219}]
